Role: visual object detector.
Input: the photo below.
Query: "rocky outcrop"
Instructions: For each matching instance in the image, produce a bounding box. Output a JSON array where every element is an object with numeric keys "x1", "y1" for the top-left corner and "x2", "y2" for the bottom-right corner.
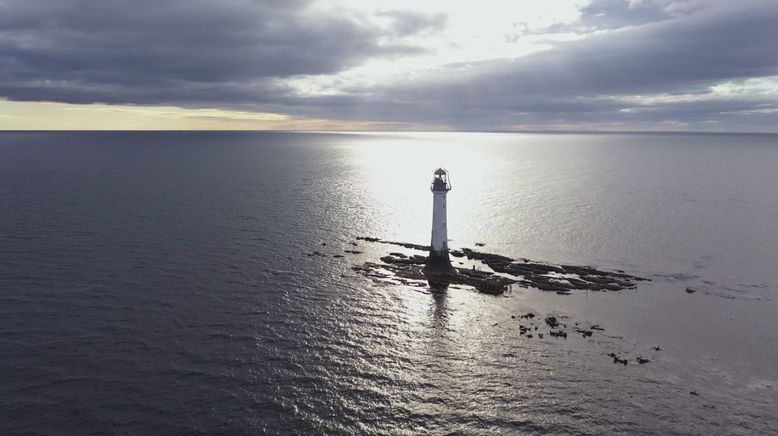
[{"x1": 351, "y1": 237, "x2": 647, "y2": 296}]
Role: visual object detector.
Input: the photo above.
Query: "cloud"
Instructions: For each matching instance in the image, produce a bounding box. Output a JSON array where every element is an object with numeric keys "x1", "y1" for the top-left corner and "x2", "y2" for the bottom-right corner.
[
  {"x1": 0, "y1": 0, "x2": 439, "y2": 106},
  {"x1": 278, "y1": 0, "x2": 778, "y2": 130},
  {"x1": 507, "y1": 0, "x2": 674, "y2": 40},
  {"x1": 375, "y1": 9, "x2": 447, "y2": 37}
]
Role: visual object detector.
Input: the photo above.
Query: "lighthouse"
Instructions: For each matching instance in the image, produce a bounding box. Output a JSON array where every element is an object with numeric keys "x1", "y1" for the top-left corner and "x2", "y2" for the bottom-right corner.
[{"x1": 424, "y1": 168, "x2": 454, "y2": 275}]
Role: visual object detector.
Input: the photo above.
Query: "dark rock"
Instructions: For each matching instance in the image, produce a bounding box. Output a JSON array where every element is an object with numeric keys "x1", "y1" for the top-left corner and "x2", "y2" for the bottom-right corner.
[
  {"x1": 459, "y1": 268, "x2": 493, "y2": 278},
  {"x1": 566, "y1": 278, "x2": 590, "y2": 288},
  {"x1": 652, "y1": 346, "x2": 662, "y2": 351},
  {"x1": 686, "y1": 287, "x2": 697, "y2": 294},
  {"x1": 380, "y1": 255, "x2": 425, "y2": 266},
  {"x1": 577, "y1": 329, "x2": 593, "y2": 337},
  {"x1": 476, "y1": 280, "x2": 507, "y2": 295},
  {"x1": 591, "y1": 325, "x2": 604, "y2": 331},
  {"x1": 545, "y1": 316, "x2": 560, "y2": 329},
  {"x1": 344, "y1": 250, "x2": 363, "y2": 254},
  {"x1": 333, "y1": 254, "x2": 344, "y2": 258},
  {"x1": 475, "y1": 242, "x2": 486, "y2": 247},
  {"x1": 690, "y1": 391, "x2": 700, "y2": 396},
  {"x1": 636, "y1": 357, "x2": 650, "y2": 364},
  {"x1": 360, "y1": 237, "x2": 430, "y2": 251},
  {"x1": 607, "y1": 353, "x2": 628, "y2": 365},
  {"x1": 460, "y1": 248, "x2": 514, "y2": 265}
]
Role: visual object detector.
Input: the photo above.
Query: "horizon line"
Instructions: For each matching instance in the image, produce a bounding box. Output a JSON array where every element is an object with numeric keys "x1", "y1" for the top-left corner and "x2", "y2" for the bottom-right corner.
[{"x1": 1, "y1": 129, "x2": 777, "y2": 135}]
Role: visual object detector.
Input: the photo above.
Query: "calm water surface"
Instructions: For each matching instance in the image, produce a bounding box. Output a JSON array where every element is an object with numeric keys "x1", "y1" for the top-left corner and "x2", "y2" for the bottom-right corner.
[{"x1": 0, "y1": 131, "x2": 776, "y2": 434}]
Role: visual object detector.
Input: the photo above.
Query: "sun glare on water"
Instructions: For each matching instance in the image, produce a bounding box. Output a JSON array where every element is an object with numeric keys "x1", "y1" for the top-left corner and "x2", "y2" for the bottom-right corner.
[{"x1": 347, "y1": 132, "x2": 502, "y2": 244}]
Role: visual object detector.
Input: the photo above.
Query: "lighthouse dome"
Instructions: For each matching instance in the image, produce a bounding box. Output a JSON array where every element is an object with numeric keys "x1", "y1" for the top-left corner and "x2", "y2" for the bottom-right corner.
[{"x1": 431, "y1": 168, "x2": 451, "y2": 192}]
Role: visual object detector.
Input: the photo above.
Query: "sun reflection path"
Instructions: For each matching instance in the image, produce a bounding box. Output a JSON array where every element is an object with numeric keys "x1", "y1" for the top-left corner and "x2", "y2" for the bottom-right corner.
[
  {"x1": 386, "y1": 273, "x2": 501, "y2": 375},
  {"x1": 346, "y1": 132, "x2": 500, "y2": 246}
]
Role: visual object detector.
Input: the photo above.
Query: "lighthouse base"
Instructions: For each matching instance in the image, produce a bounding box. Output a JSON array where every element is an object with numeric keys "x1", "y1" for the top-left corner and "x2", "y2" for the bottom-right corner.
[{"x1": 423, "y1": 250, "x2": 455, "y2": 276}]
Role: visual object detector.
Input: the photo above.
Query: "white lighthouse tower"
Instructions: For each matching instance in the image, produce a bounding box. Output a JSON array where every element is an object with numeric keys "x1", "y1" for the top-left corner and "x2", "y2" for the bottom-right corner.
[{"x1": 424, "y1": 168, "x2": 454, "y2": 275}]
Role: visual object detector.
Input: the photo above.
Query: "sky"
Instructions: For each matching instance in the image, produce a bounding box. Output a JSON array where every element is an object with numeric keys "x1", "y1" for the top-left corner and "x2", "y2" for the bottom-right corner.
[{"x1": 0, "y1": 0, "x2": 777, "y2": 131}]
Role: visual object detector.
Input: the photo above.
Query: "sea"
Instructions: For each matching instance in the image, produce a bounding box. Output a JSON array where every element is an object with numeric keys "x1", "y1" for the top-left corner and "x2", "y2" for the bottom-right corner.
[{"x1": 0, "y1": 131, "x2": 776, "y2": 435}]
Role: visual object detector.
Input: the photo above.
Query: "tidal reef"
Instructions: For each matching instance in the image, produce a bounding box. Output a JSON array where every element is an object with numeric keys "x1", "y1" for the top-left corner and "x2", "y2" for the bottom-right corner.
[
  {"x1": 351, "y1": 236, "x2": 647, "y2": 295},
  {"x1": 608, "y1": 353, "x2": 629, "y2": 365}
]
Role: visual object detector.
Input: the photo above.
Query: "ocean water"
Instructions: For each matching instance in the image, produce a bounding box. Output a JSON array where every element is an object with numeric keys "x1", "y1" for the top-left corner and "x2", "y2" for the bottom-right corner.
[{"x1": 0, "y1": 131, "x2": 776, "y2": 434}]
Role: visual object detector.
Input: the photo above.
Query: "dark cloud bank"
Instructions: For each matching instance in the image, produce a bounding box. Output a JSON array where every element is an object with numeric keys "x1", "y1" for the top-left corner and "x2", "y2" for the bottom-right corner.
[
  {"x1": 0, "y1": 0, "x2": 438, "y2": 104},
  {"x1": 1, "y1": 0, "x2": 777, "y2": 130}
]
